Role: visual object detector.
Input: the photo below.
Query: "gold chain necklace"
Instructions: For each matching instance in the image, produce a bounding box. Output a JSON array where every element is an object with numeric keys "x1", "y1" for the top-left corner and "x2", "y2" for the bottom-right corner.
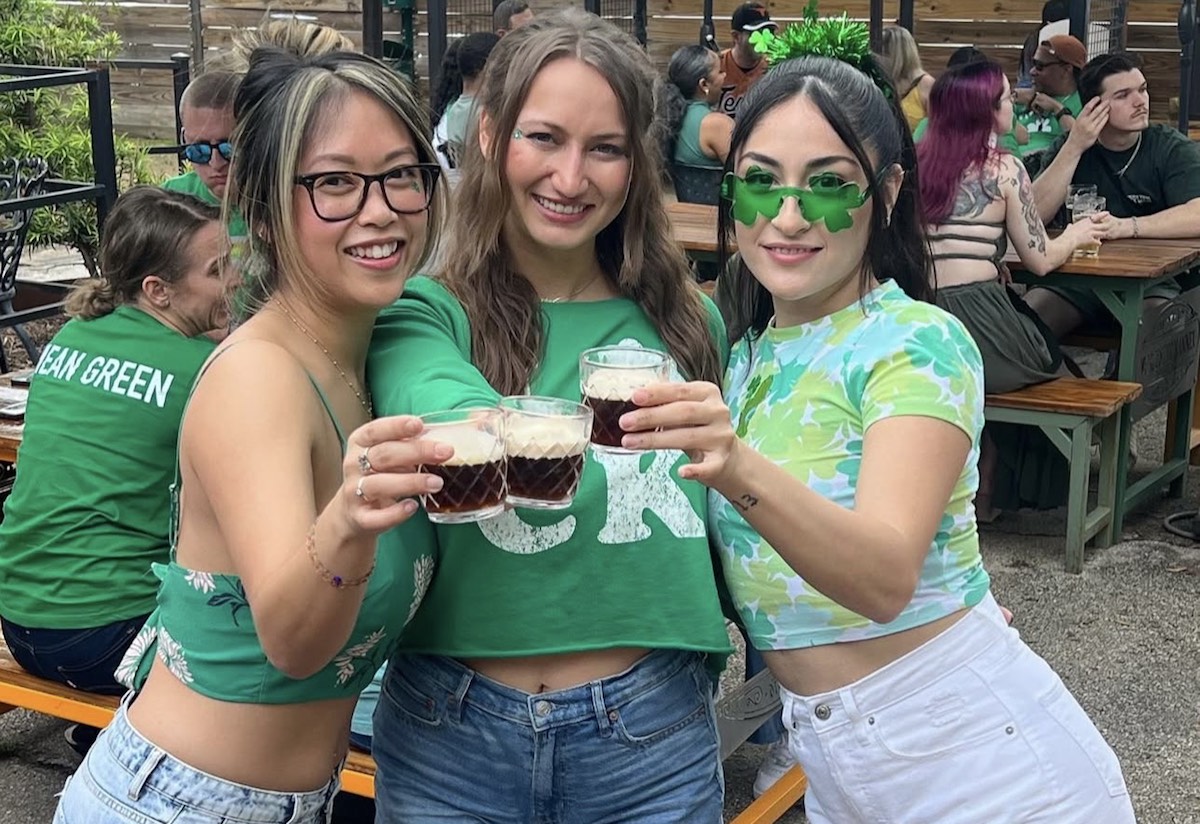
[
  {"x1": 274, "y1": 301, "x2": 374, "y2": 417},
  {"x1": 542, "y1": 272, "x2": 601, "y2": 304}
]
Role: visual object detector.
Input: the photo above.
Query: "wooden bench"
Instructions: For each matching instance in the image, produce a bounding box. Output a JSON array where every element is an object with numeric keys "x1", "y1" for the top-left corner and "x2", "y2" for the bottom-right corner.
[
  {"x1": 0, "y1": 638, "x2": 380, "y2": 796},
  {"x1": 0, "y1": 639, "x2": 805, "y2": 821},
  {"x1": 984, "y1": 377, "x2": 1143, "y2": 573}
]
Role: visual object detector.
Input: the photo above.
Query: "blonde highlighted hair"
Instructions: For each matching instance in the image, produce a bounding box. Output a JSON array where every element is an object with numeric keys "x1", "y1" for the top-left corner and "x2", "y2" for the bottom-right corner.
[{"x1": 230, "y1": 48, "x2": 445, "y2": 308}]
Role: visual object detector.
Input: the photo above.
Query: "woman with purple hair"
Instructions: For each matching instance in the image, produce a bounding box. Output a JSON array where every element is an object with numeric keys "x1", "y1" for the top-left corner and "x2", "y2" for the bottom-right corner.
[{"x1": 917, "y1": 59, "x2": 1105, "y2": 520}]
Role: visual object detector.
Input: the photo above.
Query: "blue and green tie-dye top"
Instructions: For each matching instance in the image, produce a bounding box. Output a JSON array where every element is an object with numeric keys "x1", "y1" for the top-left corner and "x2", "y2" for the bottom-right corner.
[{"x1": 709, "y1": 279, "x2": 991, "y2": 650}]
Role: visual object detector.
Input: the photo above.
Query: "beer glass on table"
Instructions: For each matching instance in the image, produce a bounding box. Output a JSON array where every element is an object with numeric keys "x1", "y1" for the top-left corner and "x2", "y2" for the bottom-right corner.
[
  {"x1": 500, "y1": 396, "x2": 592, "y2": 509},
  {"x1": 579, "y1": 346, "x2": 671, "y2": 454},
  {"x1": 1065, "y1": 183, "x2": 1097, "y2": 223},
  {"x1": 417, "y1": 408, "x2": 507, "y2": 523},
  {"x1": 1071, "y1": 195, "x2": 1105, "y2": 258}
]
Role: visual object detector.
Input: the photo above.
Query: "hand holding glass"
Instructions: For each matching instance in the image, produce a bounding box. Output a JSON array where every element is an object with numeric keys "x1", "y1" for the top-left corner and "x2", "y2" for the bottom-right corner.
[
  {"x1": 579, "y1": 347, "x2": 671, "y2": 453},
  {"x1": 417, "y1": 408, "x2": 506, "y2": 523}
]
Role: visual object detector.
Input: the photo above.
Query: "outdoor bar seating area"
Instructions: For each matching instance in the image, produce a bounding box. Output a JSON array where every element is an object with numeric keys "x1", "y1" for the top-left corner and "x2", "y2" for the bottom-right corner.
[{"x1": 0, "y1": 0, "x2": 1198, "y2": 820}]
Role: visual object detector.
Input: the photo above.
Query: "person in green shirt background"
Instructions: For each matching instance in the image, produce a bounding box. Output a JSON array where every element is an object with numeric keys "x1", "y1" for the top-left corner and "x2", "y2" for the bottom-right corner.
[
  {"x1": 1012, "y1": 34, "x2": 1086, "y2": 158},
  {"x1": 162, "y1": 71, "x2": 247, "y2": 238},
  {"x1": 0, "y1": 186, "x2": 230, "y2": 753}
]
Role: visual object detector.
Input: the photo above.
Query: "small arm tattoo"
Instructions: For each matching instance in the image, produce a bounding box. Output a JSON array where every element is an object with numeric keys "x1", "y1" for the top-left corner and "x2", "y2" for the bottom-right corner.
[{"x1": 732, "y1": 493, "x2": 759, "y2": 513}]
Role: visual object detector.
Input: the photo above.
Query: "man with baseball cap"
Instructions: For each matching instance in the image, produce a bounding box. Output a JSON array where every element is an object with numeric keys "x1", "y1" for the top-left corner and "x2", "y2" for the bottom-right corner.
[
  {"x1": 717, "y1": 2, "x2": 777, "y2": 116},
  {"x1": 1012, "y1": 34, "x2": 1086, "y2": 157}
]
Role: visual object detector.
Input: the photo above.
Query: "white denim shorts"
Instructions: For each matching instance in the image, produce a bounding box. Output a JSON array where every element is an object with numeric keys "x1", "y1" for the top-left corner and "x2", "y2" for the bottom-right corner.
[{"x1": 781, "y1": 593, "x2": 1136, "y2": 824}]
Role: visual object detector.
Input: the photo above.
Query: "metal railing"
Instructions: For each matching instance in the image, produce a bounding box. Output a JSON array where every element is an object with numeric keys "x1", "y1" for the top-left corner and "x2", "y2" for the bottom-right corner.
[{"x1": 0, "y1": 64, "x2": 118, "y2": 231}]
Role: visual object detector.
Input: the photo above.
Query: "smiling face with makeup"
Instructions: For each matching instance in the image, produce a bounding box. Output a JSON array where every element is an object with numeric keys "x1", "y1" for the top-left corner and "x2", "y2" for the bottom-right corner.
[
  {"x1": 484, "y1": 56, "x2": 632, "y2": 273},
  {"x1": 292, "y1": 89, "x2": 431, "y2": 311},
  {"x1": 731, "y1": 93, "x2": 900, "y2": 327}
]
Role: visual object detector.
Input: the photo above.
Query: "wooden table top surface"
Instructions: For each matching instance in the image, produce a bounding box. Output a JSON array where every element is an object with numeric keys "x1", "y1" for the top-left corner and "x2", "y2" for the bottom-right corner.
[
  {"x1": 667, "y1": 201, "x2": 1200, "y2": 281},
  {"x1": 1005, "y1": 237, "x2": 1200, "y2": 279}
]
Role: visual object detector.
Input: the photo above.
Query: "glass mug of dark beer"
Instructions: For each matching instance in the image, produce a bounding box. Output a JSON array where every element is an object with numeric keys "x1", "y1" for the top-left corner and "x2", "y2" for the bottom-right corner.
[
  {"x1": 579, "y1": 346, "x2": 671, "y2": 454},
  {"x1": 500, "y1": 395, "x2": 592, "y2": 509},
  {"x1": 417, "y1": 408, "x2": 507, "y2": 524}
]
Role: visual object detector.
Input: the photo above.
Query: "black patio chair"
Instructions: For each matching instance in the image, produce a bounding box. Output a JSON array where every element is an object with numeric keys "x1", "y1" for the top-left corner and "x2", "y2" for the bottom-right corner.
[{"x1": 0, "y1": 157, "x2": 51, "y2": 374}]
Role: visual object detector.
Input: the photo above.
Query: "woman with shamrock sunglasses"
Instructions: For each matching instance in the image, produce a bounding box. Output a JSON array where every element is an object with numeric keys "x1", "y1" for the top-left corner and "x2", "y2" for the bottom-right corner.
[{"x1": 622, "y1": 45, "x2": 1134, "y2": 824}]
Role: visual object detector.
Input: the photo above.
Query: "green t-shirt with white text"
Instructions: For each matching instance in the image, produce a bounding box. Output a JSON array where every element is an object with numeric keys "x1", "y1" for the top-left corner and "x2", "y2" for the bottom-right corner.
[
  {"x1": 1015, "y1": 90, "x2": 1081, "y2": 157},
  {"x1": 0, "y1": 306, "x2": 214, "y2": 627},
  {"x1": 367, "y1": 276, "x2": 733, "y2": 663}
]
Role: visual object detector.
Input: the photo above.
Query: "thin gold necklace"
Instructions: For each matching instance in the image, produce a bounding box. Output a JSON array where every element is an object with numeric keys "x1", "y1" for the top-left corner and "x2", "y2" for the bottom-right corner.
[
  {"x1": 542, "y1": 272, "x2": 601, "y2": 303},
  {"x1": 275, "y1": 301, "x2": 374, "y2": 418}
]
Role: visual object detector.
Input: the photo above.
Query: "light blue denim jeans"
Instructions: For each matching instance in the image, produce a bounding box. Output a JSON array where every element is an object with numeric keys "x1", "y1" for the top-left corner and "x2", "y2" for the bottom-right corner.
[
  {"x1": 54, "y1": 693, "x2": 339, "y2": 824},
  {"x1": 372, "y1": 649, "x2": 724, "y2": 823}
]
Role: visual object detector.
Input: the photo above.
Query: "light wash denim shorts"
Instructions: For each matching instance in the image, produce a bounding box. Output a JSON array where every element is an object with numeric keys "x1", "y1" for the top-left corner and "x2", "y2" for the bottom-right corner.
[
  {"x1": 54, "y1": 693, "x2": 339, "y2": 824},
  {"x1": 782, "y1": 593, "x2": 1136, "y2": 824}
]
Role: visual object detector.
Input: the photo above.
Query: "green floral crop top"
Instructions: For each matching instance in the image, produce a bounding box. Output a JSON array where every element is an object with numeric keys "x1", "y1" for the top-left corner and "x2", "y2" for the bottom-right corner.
[{"x1": 116, "y1": 361, "x2": 436, "y2": 703}]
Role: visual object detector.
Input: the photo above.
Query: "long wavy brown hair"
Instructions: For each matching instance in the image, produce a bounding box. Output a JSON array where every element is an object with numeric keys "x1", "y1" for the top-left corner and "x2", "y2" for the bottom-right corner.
[{"x1": 439, "y1": 8, "x2": 721, "y2": 394}]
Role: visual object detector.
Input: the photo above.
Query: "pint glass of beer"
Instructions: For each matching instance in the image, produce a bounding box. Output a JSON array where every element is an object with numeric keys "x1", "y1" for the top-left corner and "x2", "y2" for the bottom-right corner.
[
  {"x1": 579, "y1": 346, "x2": 671, "y2": 453},
  {"x1": 418, "y1": 408, "x2": 507, "y2": 524},
  {"x1": 500, "y1": 396, "x2": 592, "y2": 509},
  {"x1": 1071, "y1": 195, "x2": 1105, "y2": 258}
]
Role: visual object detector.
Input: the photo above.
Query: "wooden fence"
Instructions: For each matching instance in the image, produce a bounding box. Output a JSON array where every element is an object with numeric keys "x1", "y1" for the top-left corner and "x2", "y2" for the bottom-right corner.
[{"x1": 56, "y1": 0, "x2": 1187, "y2": 139}]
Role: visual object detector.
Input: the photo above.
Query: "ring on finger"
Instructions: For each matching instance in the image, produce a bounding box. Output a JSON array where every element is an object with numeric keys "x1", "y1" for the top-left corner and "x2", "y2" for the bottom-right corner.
[
  {"x1": 358, "y1": 446, "x2": 373, "y2": 475},
  {"x1": 355, "y1": 475, "x2": 370, "y2": 502}
]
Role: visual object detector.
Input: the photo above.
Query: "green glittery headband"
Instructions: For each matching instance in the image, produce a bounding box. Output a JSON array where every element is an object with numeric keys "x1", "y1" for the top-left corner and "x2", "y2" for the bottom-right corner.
[{"x1": 748, "y1": 0, "x2": 896, "y2": 100}]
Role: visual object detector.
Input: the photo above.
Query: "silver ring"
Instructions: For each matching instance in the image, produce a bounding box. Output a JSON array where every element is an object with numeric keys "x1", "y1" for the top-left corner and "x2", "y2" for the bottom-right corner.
[
  {"x1": 358, "y1": 446, "x2": 373, "y2": 475},
  {"x1": 355, "y1": 475, "x2": 369, "y2": 502}
]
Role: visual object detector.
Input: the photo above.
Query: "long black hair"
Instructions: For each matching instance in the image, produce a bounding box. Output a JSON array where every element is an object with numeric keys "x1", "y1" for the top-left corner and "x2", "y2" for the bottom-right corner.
[{"x1": 716, "y1": 55, "x2": 932, "y2": 343}]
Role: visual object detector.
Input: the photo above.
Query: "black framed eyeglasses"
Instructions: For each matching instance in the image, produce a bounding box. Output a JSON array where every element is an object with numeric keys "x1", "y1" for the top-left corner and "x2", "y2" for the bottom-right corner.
[
  {"x1": 1031, "y1": 59, "x2": 1067, "y2": 71},
  {"x1": 181, "y1": 140, "x2": 234, "y2": 165},
  {"x1": 293, "y1": 164, "x2": 441, "y2": 222}
]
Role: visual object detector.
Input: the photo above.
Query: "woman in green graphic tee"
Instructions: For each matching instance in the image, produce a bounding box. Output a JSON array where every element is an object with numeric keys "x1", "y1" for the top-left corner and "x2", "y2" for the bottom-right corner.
[
  {"x1": 0, "y1": 187, "x2": 226, "y2": 735},
  {"x1": 367, "y1": 11, "x2": 732, "y2": 822},
  {"x1": 624, "y1": 55, "x2": 1134, "y2": 824}
]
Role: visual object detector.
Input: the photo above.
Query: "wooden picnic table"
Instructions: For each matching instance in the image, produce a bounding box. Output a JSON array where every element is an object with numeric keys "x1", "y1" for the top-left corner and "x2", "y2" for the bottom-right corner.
[
  {"x1": 668, "y1": 201, "x2": 725, "y2": 259},
  {"x1": 0, "y1": 378, "x2": 27, "y2": 464},
  {"x1": 1007, "y1": 238, "x2": 1200, "y2": 534}
]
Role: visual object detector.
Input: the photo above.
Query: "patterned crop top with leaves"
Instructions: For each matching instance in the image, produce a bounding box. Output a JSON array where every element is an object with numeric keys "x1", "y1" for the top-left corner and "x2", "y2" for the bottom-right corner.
[
  {"x1": 709, "y1": 280, "x2": 991, "y2": 650},
  {"x1": 116, "y1": 359, "x2": 436, "y2": 703}
]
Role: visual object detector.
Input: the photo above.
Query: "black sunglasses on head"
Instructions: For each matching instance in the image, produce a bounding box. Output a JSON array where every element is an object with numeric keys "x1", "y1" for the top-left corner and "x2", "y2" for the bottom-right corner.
[{"x1": 181, "y1": 140, "x2": 233, "y2": 165}]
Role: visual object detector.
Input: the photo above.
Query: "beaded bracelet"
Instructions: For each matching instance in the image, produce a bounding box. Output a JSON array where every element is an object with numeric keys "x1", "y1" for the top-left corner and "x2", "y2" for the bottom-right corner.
[
  {"x1": 1131, "y1": 215, "x2": 1140, "y2": 239},
  {"x1": 306, "y1": 522, "x2": 375, "y2": 588}
]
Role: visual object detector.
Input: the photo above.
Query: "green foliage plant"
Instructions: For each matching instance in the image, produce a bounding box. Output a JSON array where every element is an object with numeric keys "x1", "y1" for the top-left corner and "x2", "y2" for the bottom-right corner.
[{"x1": 0, "y1": 0, "x2": 151, "y2": 275}]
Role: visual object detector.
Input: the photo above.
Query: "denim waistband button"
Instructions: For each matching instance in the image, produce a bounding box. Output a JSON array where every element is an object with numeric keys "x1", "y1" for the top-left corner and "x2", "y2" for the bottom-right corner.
[
  {"x1": 814, "y1": 703, "x2": 832, "y2": 720},
  {"x1": 535, "y1": 700, "x2": 552, "y2": 717}
]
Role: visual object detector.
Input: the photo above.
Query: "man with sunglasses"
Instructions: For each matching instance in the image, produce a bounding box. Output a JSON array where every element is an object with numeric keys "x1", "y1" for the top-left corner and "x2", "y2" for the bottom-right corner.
[
  {"x1": 162, "y1": 71, "x2": 247, "y2": 238},
  {"x1": 1012, "y1": 34, "x2": 1086, "y2": 159}
]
